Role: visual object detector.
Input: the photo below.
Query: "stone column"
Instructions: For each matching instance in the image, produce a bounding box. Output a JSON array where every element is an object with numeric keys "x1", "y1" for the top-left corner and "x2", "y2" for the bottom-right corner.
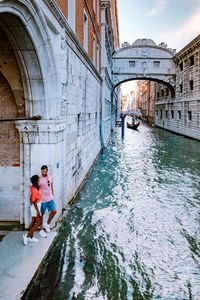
[{"x1": 16, "y1": 119, "x2": 66, "y2": 228}]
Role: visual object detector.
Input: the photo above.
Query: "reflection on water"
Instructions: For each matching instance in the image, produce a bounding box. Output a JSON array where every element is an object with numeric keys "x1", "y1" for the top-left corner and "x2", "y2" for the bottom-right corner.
[{"x1": 24, "y1": 123, "x2": 200, "y2": 300}]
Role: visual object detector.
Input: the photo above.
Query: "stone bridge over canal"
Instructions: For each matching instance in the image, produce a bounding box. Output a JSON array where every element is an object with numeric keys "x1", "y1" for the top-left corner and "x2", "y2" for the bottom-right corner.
[{"x1": 112, "y1": 39, "x2": 176, "y2": 97}]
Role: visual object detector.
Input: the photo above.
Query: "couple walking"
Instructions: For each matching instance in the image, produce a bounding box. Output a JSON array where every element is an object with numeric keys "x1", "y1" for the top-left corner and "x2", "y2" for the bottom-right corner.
[{"x1": 23, "y1": 165, "x2": 56, "y2": 245}]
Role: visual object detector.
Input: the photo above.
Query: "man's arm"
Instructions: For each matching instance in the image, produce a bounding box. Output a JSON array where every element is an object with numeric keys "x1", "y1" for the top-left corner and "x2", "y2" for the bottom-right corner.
[{"x1": 51, "y1": 183, "x2": 54, "y2": 196}]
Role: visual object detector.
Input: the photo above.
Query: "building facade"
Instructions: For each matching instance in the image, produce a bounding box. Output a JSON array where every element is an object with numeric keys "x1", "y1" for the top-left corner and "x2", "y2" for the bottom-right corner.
[
  {"x1": 101, "y1": 0, "x2": 120, "y2": 144},
  {"x1": 155, "y1": 35, "x2": 200, "y2": 140},
  {"x1": 0, "y1": 0, "x2": 119, "y2": 227},
  {"x1": 140, "y1": 81, "x2": 156, "y2": 124}
]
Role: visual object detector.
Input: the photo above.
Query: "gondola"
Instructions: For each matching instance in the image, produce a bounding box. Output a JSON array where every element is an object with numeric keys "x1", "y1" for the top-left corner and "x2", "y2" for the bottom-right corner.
[{"x1": 127, "y1": 121, "x2": 140, "y2": 130}]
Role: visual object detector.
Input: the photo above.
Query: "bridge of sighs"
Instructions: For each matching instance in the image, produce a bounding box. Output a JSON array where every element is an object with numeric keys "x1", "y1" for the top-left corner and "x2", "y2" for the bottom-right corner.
[{"x1": 112, "y1": 39, "x2": 176, "y2": 97}]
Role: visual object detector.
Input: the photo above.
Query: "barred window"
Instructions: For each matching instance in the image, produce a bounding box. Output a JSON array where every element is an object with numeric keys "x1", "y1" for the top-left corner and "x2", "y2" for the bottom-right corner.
[
  {"x1": 179, "y1": 62, "x2": 183, "y2": 71},
  {"x1": 154, "y1": 61, "x2": 160, "y2": 68},
  {"x1": 188, "y1": 111, "x2": 192, "y2": 121},
  {"x1": 129, "y1": 61, "x2": 135, "y2": 68},
  {"x1": 189, "y1": 80, "x2": 193, "y2": 90},
  {"x1": 189, "y1": 55, "x2": 194, "y2": 66}
]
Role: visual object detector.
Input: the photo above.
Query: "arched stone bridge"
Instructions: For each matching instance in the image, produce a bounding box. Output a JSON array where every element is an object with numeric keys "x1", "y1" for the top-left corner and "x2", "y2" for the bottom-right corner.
[{"x1": 112, "y1": 39, "x2": 176, "y2": 97}]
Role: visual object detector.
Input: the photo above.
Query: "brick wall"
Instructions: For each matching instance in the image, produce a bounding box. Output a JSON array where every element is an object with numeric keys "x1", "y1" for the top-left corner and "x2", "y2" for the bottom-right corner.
[
  {"x1": 55, "y1": 0, "x2": 68, "y2": 19},
  {"x1": 0, "y1": 72, "x2": 20, "y2": 166},
  {"x1": 56, "y1": 0, "x2": 101, "y2": 70}
]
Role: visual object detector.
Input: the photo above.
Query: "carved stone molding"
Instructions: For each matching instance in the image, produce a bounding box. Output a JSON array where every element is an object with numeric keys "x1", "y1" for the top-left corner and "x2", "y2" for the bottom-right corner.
[
  {"x1": 174, "y1": 35, "x2": 200, "y2": 63},
  {"x1": 16, "y1": 119, "x2": 66, "y2": 144}
]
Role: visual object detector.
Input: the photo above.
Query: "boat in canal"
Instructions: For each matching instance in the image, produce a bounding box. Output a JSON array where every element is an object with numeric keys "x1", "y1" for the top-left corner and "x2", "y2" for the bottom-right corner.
[{"x1": 127, "y1": 121, "x2": 140, "y2": 130}]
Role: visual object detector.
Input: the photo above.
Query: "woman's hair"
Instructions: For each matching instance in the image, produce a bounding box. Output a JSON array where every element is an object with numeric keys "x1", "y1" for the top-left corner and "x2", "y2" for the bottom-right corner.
[{"x1": 30, "y1": 175, "x2": 39, "y2": 190}]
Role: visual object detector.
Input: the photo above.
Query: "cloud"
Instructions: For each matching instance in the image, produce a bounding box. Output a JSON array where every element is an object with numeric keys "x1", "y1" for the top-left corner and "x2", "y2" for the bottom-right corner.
[
  {"x1": 147, "y1": 0, "x2": 169, "y2": 16},
  {"x1": 161, "y1": 4, "x2": 200, "y2": 51}
]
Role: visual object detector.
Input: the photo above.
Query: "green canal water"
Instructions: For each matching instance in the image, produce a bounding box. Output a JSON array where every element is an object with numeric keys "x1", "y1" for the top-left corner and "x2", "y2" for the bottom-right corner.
[{"x1": 24, "y1": 123, "x2": 200, "y2": 300}]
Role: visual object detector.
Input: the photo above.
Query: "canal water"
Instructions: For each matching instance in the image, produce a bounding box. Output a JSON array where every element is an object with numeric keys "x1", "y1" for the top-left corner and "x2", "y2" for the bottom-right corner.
[{"x1": 24, "y1": 123, "x2": 200, "y2": 300}]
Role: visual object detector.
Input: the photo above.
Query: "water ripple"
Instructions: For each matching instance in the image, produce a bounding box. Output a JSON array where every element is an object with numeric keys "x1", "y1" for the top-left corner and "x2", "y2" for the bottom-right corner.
[{"x1": 24, "y1": 123, "x2": 200, "y2": 300}]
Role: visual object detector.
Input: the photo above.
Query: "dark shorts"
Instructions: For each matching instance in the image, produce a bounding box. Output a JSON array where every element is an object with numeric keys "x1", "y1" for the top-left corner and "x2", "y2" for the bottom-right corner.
[{"x1": 41, "y1": 200, "x2": 56, "y2": 215}]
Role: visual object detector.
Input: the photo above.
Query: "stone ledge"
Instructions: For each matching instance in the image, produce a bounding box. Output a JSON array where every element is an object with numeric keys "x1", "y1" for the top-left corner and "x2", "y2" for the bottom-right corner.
[{"x1": 0, "y1": 230, "x2": 57, "y2": 300}]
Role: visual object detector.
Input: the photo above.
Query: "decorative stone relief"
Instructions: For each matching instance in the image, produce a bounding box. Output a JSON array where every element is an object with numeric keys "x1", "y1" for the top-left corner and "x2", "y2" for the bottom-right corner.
[{"x1": 16, "y1": 120, "x2": 66, "y2": 144}]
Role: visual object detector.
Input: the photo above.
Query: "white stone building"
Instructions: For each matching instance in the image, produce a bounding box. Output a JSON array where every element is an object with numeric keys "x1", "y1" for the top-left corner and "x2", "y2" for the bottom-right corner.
[
  {"x1": 155, "y1": 35, "x2": 200, "y2": 140},
  {"x1": 0, "y1": 0, "x2": 119, "y2": 227}
]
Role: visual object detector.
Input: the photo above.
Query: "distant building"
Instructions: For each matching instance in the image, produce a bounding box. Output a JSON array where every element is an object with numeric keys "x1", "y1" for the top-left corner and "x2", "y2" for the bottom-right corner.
[
  {"x1": 121, "y1": 95, "x2": 128, "y2": 111},
  {"x1": 140, "y1": 81, "x2": 156, "y2": 124},
  {"x1": 136, "y1": 81, "x2": 146, "y2": 114}
]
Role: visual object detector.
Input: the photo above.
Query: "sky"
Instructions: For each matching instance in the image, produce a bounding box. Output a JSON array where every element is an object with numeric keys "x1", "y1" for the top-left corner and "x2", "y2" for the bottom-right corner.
[
  {"x1": 117, "y1": 0, "x2": 200, "y2": 52},
  {"x1": 117, "y1": 0, "x2": 200, "y2": 95}
]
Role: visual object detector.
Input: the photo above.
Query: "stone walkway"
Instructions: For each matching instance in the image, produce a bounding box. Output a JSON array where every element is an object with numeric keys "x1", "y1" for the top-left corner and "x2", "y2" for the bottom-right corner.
[{"x1": 0, "y1": 229, "x2": 57, "y2": 300}]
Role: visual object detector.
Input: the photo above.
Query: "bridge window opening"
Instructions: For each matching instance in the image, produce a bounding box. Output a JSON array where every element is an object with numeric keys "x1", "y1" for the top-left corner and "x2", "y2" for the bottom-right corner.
[
  {"x1": 189, "y1": 80, "x2": 193, "y2": 90},
  {"x1": 180, "y1": 84, "x2": 183, "y2": 93},
  {"x1": 179, "y1": 62, "x2": 183, "y2": 71},
  {"x1": 165, "y1": 111, "x2": 168, "y2": 117},
  {"x1": 161, "y1": 89, "x2": 164, "y2": 97},
  {"x1": 166, "y1": 88, "x2": 169, "y2": 96},
  {"x1": 154, "y1": 61, "x2": 160, "y2": 68},
  {"x1": 160, "y1": 110, "x2": 162, "y2": 119},
  {"x1": 178, "y1": 111, "x2": 181, "y2": 119},
  {"x1": 171, "y1": 110, "x2": 174, "y2": 118},
  {"x1": 188, "y1": 111, "x2": 192, "y2": 121},
  {"x1": 189, "y1": 55, "x2": 194, "y2": 66},
  {"x1": 129, "y1": 61, "x2": 135, "y2": 68}
]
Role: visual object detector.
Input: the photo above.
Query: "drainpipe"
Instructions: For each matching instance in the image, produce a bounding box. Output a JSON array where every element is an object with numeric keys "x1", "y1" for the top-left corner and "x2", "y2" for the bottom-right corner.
[
  {"x1": 100, "y1": 121, "x2": 104, "y2": 152},
  {"x1": 122, "y1": 115, "x2": 125, "y2": 139}
]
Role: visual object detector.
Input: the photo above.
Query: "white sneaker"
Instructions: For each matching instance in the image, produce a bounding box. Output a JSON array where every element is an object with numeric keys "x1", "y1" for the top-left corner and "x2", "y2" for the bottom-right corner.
[
  {"x1": 23, "y1": 234, "x2": 29, "y2": 245},
  {"x1": 29, "y1": 237, "x2": 39, "y2": 243},
  {"x1": 39, "y1": 230, "x2": 47, "y2": 238},
  {"x1": 44, "y1": 223, "x2": 51, "y2": 233}
]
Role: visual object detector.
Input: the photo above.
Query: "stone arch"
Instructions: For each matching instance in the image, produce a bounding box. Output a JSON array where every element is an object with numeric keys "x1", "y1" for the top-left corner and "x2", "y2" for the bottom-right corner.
[
  {"x1": 0, "y1": 0, "x2": 59, "y2": 119},
  {"x1": 112, "y1": 39, "x2": 176, "y2": 98},
  {"x1": 113, "y1": 77, "x2": 175, "y2": 98},
  {"x1": 0, "y1": 1, "x2": 60, "y2": 223},
  {"x1": 0, "y1": 25, "x2": 25, "y2": 116}
]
